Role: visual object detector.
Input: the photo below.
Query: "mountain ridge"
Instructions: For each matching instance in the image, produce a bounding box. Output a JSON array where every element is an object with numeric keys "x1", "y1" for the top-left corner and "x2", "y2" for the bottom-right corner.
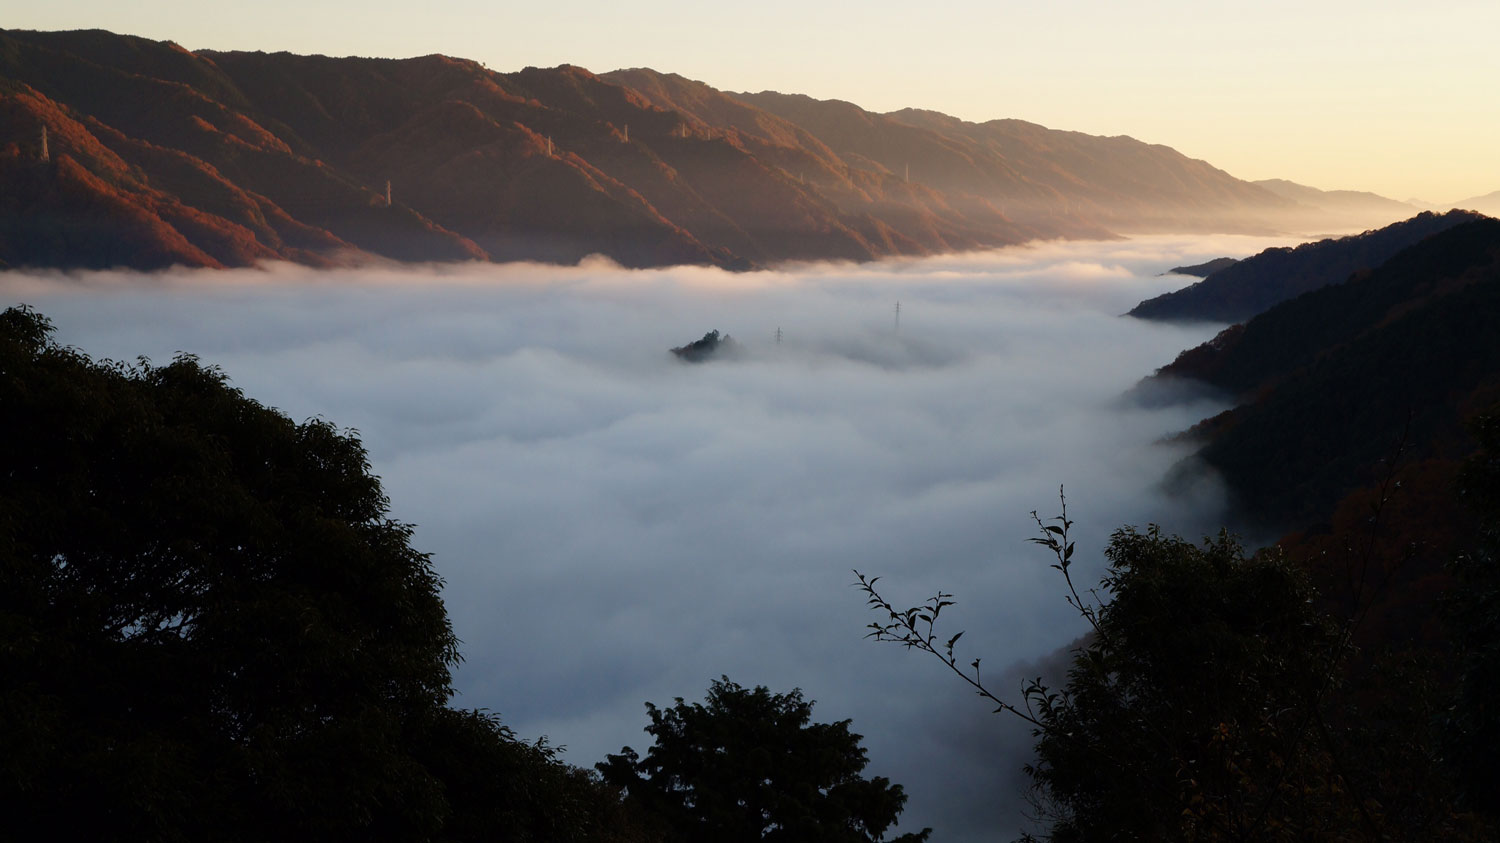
[
  {"x1": 1, "y1": 27, "x2": 1353, "y2": 272},
  {"x1": 1127, "y1": 209, "x2": 1488, "y2": 324},
  {"x1": 1252, "y1": 178, "x2": 1419, "y2": 229}
]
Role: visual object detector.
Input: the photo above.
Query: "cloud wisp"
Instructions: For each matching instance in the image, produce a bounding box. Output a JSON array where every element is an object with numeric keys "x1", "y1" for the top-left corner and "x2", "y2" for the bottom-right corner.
[{"x1": 4, "y1": 233, "x2": 1289, "y2": 841}]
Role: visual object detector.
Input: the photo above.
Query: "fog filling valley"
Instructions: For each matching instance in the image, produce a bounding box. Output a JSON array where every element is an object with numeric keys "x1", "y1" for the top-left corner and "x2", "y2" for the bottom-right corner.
[{"x1": 3, "y1": 234, "x2": 1294, "y2": 840}]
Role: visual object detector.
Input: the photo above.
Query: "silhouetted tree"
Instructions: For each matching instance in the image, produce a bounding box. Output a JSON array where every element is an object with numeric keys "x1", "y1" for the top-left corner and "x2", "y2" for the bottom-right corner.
[
  {"x1": 0, "y1": 306, "x2": 642, "y2": 843},
  {"x1": 1018, "y1": 527, "x2": 1353, "y2": 840},
  {"x1": 599, "y1": 677, "x2": 930, "y2": 843},
  {"x1": 859, "y1": 494, "x2": 1495, "y2": 840}
]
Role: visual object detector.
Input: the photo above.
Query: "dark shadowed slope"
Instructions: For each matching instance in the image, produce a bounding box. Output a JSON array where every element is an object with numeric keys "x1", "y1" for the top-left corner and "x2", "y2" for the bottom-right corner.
[
  {"x1": 1147, "y1": 217, "x2": 1500, "y2": 528},
  {"x1": 1167, "y1": 257, "x2": 1239, "y2": 277},
  {"x1": 1128, "y1": 210, "x2": 1488, "y2": 323},
  {"x1": 1136, "y1": 220, "x2": 1500, "y2": 696}
]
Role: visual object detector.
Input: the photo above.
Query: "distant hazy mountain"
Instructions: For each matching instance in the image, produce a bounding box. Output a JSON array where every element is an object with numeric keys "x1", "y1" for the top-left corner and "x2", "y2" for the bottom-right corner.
[
  {"x1": 0, "y1": 28, "x2": 1322, "y2": 272},
  {"x1": 1127, "y1": 210, "x2": 1488, "y2": 323},
  {"x1": 1399, "y1": 191, "x2": 1500, "y2": 215},
  {"x1": 1251, "y1": 178, "x2": 1417, "y2": 229},
  {"x1": 1452, "y1": 189, "x2": 1500, "y2": 217}
]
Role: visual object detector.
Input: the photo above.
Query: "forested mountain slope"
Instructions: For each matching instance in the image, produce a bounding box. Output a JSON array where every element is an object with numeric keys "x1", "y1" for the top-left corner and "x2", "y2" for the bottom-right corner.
[
  {"x1": 1128, "y1": 210, "x2": 1486, "y2": 323},
  {"x1": 1149, "y1": 217, "x2": 1500, "y2": 528},
  {"x1": 2, "y1": 28, "x2": 1305, "y2": 272}
]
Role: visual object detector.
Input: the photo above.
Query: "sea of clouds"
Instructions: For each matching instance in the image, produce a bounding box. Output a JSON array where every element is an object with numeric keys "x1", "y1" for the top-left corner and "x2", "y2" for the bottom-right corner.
[{"x1": 3, "y1": 233, "x2": 1292, "y2": 841}]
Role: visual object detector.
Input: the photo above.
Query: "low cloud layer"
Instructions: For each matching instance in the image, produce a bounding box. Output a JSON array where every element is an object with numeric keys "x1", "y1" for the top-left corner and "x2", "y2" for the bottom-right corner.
[{"x1": 4, "y1": 233, "x2": 1291, "y2": 841}]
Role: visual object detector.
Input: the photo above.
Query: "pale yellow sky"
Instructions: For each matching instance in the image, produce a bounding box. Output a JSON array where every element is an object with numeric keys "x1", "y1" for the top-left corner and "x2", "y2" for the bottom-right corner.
[{"x1": 9, "y1": 0, "x2": 1498, "y2": 202}]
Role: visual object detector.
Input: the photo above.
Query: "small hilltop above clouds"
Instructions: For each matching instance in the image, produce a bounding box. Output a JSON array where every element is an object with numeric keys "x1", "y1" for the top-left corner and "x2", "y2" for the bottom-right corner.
[{"x1": 0, "y1": 27, "x2": 1477, "y2": 273}]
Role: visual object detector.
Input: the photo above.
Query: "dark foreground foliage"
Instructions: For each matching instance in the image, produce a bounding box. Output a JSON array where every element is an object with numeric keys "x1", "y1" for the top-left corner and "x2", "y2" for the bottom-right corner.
[
  {"x1": 0, "y1": 306, "x2": 644, "y2": 842},
  {"x1": 1021, "y1": 529, "x2": 1357, "y2": 840},
  {"x1": 599, "y1": 677, "x2": 930, "y2": 843},
  {"x1": 1446, "y1": 412, "x2": 1500, "y2": 813},
  {"x1": 861, "y1": 483, "x2": 1500, "y2": 841}
]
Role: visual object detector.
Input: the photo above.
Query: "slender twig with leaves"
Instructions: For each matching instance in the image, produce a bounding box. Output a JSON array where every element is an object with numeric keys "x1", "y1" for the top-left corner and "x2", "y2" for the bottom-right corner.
[
  {"x1": 854, "y1": 487, "x2": 1094, "y2": 731},
  {"x1": 1026, "y1": 489, "x2": 1102, "y2": 637},
  {"x1": 855, "y1": 570, "x2": 1048, "y2": 729}
]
